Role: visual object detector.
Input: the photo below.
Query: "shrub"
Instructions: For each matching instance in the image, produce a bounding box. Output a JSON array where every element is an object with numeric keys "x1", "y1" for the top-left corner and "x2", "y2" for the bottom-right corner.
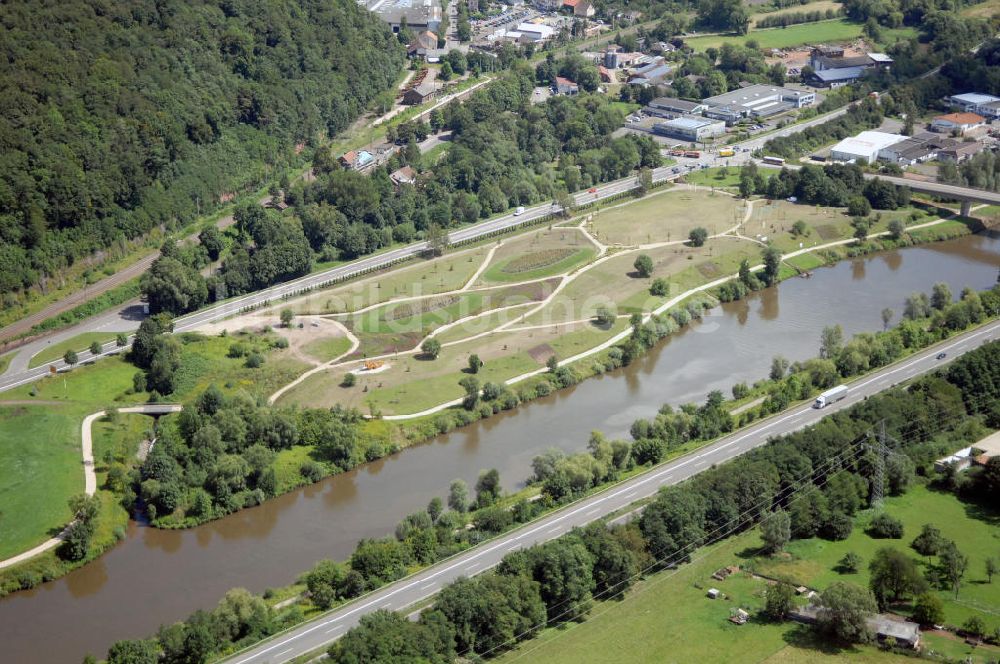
[
  {"x1": 342, "y1": 373, "x2": 357, "y2": 387},
  {"x1": 868, "y1": 513, "x2": 904, "y2": 539},
  {"x1": 245, "y1": 352, "x2": 265, "y2": 368},
  {"x1": 650, "y1": 278, "x2": 669, "y2": 297},
  {"x1": 688, "y1": 227, "x2": 709, "y2": 247}
]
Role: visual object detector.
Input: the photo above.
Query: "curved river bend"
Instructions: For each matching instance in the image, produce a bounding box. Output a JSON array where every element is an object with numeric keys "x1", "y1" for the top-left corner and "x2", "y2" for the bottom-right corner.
[{"x1": 1, "y1": 233, "x2": 998, "y2": 662}]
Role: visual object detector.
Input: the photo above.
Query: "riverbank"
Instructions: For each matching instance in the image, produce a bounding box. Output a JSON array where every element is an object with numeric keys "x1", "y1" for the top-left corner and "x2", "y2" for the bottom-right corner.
[{"x1": 0, "y1": 190, "x2": 986, "y2": 586}]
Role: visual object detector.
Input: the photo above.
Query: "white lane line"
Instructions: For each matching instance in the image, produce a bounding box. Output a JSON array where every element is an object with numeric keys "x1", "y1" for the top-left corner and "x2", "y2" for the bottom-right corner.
[
  {"x1": 276, "y1": 649, "x2": 292, "y2": 657},
  {"x1": 585, "y1": 508, "x2": 600, "y2": 516},
  {"x1": 421, "y1": 582, "x2": 435, "y2": 590},
  {"x1": 624, "y1": 491, "x2": 636, "y2": 499},
  {"x1": 547, "y1": 526, "x2": 561, "y2": 535},
  {"x1": 325, "y1": 626, "x2": 342, "y2": 634},
  {"x1": 466, "y1": 562, "x2": 481, "y2": 572}
]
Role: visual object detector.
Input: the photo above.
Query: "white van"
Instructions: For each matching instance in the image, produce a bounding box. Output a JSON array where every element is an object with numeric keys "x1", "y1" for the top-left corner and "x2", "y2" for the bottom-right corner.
[{"x1": 514, "y1": 206, "x2": 525, "y2": 216}]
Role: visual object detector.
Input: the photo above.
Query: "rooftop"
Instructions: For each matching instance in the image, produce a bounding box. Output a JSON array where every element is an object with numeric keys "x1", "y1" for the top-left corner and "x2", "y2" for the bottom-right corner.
[
  {"x1": 832, "y1": 130, "x2": 906, "y2": 156},
  {"x1": 648, "y1": 97, "x2": 704, "y2": 111},
  {"x1": 703, "y1": 84, "x2": 809, "y2": 109},
  {"x1": 814, "y1": 66, "x2": 867, "y2": 82},
  {"x1": 934, "y1": 112, "x2": 986, "y2": 125},
  {"x1": 951, "y1": 92, "x2": 1000, "y2": 105},
  {"x1": 663, "y1": 115, "x2": 721, "y2": 129}
]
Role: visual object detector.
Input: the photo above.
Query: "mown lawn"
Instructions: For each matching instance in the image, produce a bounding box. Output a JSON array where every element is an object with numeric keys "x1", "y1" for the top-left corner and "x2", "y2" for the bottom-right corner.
[
  {"x1": 0, "y1": 404, "x2": 82, "y2": 558},
  {"x1": 28, "y1": 331, "x2": 118, "y2": 369},
  {"x1": 589, "y1": 189, "x2": 743, "y2": 246},
  {"x1": 686, "y1": 19, "x2": 864, "y2": 51},
  {"x1": 301, "y1": 336, "x2": 353, "y2": 363}
]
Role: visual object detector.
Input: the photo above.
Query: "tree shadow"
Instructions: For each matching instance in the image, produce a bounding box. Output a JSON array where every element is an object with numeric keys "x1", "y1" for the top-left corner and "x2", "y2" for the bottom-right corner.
[{"x1": 781, "y1": 623, "x2": 858, "y2": 656}]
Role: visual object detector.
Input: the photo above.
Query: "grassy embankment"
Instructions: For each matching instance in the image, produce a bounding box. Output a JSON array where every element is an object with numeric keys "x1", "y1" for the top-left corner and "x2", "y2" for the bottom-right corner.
[{"x1": 496, "y1": 485, "x2": 1000, "y2": 664}]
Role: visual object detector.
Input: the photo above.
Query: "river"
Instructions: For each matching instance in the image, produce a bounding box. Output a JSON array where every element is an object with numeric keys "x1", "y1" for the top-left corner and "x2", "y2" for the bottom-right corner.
[{"x1": 1, "y1": 232, "x2": 998, "y2": 662}]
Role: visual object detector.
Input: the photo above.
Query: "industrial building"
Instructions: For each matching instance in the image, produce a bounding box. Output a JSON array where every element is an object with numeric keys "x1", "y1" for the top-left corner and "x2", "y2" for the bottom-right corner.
[
  {"x1": 701, "y1": 85, "x2": 814, "y2": 125},
  {"x1": 829, "y1": 131, "x2": 906, "y2": 164},
  {"x1": 644, "y1": 97, "x2": 707, "y2": 119},
  {"x1": 949, "y1": 92, "x2": 1000, "y2": 119},
  {"x1": 653, "y1": 116, "x2": 726, "y2": 141},
  {"x1": 366, "y1": 0, "x2": 442, "y2": 34}
]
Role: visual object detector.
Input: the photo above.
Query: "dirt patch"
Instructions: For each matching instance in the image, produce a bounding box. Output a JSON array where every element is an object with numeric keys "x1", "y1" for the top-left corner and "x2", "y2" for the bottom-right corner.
[
  {"x1": 697, "y1": 262, "x2": 720, "y2": 279},
  {"x1": 527, "y1": 343, "x2": 556, "y2": 364},
  {"x1": 194, "y1": 312, "x2": 349, "y2": 366},
  {"x1": 383, "y1": 294, "x2": 462, "y2": 321},
  {"x1": 814, "y1": 223, "x2": 842, "y2": 241}
]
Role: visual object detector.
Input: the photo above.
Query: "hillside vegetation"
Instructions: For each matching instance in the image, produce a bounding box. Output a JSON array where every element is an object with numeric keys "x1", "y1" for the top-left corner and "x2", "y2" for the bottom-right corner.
[{"x1": 0, "y1": 0, "x2": 404, "y2": 301}]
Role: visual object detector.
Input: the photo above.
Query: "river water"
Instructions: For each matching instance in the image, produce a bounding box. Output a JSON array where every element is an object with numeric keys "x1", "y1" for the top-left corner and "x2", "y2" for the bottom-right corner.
[{"x1": 2, "y1": 233, "x2": 998, "y2": 662}]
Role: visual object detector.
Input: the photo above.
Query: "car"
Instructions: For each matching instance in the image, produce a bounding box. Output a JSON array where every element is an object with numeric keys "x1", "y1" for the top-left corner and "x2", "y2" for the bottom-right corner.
[
  {"x1": 671, "y1": 167, "x2": 680, "y2": 173},
  {"x1": 588, "y1": 187, "x2": 597, "y2": 194},
  {"x1": 936, "y1": 352, "x2": 947, "y2": 360},
  {"x1": 514, "y1": 206, "x2": 525, "y2": 216}
]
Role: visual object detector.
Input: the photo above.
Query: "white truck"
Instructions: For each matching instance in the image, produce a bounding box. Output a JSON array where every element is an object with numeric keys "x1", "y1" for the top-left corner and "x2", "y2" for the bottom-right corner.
[{"x1": 813, "y1": 384, "x2": 848, "y2": 409}]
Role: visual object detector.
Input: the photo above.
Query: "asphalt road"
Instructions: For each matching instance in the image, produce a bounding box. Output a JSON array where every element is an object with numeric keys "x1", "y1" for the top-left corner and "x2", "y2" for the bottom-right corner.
[{"x1": 223, "y1": 319, "x2": 1000, "y2": 664}]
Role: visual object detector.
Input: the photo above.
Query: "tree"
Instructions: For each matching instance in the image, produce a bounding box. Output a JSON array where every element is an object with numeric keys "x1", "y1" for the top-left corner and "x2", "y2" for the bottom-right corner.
[
  {"x1": 305, "y1": 559, "x2": 346, "y2": 609},
  {"x1": 911, "y1": 524, "x2": 943, "y2": 560},
  {"x1": 820, "y1": 324, "x2": 843, "y2": 360},
  {"x1": 421, "y1": 338, "x2": 442, "y2": 359},
  {"x1": 650, "y1": 278, "x2": 669, "y2": 297},
  {"x1": 888, "y1": 218, "x2": 905, "y2": 240},
  {"x1": 467, "y1": 354, "x2": 482, "y2": 374},
  {"x1": 199, "y1": 226, "x2": 224, "y2": 261},
  {"x1": 89, "y1": 340, "x2": 102, "y2": 356},
  {"x1": 448, "y1": 479, "x2": 469, "y2": 513},
  {"x1": 459, "y1": 376, "x2": 480, "y2": 410},
  {"x1": 426, "y1": 224, "x2": 449, "y2": 257},
  {"x1": 770, "y1": 355, "x2": 789, "y2": 381},
  {"x1": 342, "y1": 373, "x2": 356, "y2": 387},
  {"x1": 964, "y1": 616, "x2": 986, "y2": 639},
  {"x1": 939, "y1": 541, "x2": 968, "y2": 598},
  {"x1": 633, "y1": 254, "x2": 654, "y2": 278},
  {"x1": 931, "y1": 282, "x2": 952, "y2": 310},
  {"x1": 881, "y1": 308, "x2": 894, "y2": 331},
  {"x1": 868, "y1": 513, "x2": 904, "y2": 539},
  {"x1": 116, "y1": 333, "x2": 128, "y2": 348},
  {"x1": 688, "y1": 227, "x2": 709, "y2": 247},
  {"x1": 140, "y1": 256, "x2": 208, "y2": 316},
  {"x1": 280, "y1": 308, "x2": 294, "y2": 327},
  {"x1": 64, "y1": 349, "x2": 79, "y2": 366},
  {"x1": 760, "y1": 509, "x2": 791, "y2": 554},
  {"x1": 427, "y1": 497, "x2": 443, "y2": 523},
  {"x1": 764, "y1": 582, "x2": 794, "y2": 620},
  {"x1": 847, "y1": 196, "x2": 871, "y2": 217},
  {"x1": 868, "y1": 547, "x2": 927, "y2": 608},
  {"x1": 912, "y1": 592, "x2": 944, "y2": 626},
  {"x1": 851, "y1": 217, "x2": 869, "y2": 243},
  {"x1": 106, "y1": 639, "x2": 159, "y2": 664},
  {"x1": 816, "y1": 582, "x2": 877, "y2": 644},
  {"x1": 762, "y1": 245, "x2": 781, "y2": 286},
  {"x1": 595, "y1": 305, "x2": 616, "y2": 326},
  {"x1": 986, "y1": 557, "x2": 998, "y2": 583},
  {"x1": 475, "y1": 468, "x2": 501, "y2": 508},
  {"x1": 839, "y1": 552, "x2": 863, "y2": 574},
  {"x1": 546, "y1": 355, "x2": 559, "y2": 373}
]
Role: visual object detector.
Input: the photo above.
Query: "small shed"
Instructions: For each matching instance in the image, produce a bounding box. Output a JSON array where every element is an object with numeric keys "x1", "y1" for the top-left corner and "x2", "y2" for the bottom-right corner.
[
  {"x1": 707, "y1": 588, "x2": 721, "y2": 599},
  {"x1": 729, "y1": 608, "x2": 750, "y2": 625}
]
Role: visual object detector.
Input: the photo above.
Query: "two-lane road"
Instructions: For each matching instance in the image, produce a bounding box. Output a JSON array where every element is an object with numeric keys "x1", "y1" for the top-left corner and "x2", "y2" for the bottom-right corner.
[{"x1": 223, "y1": 319, "x2": 1000, "y2": 664}]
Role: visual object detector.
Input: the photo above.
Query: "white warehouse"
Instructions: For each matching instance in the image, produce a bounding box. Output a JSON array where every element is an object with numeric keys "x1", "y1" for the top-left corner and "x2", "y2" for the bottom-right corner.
[{"x1": 829, "y1": 131, "x2": 906, "y2": 164}]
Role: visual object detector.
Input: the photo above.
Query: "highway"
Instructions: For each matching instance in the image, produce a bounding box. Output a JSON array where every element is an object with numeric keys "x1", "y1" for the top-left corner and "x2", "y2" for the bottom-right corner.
[{"x1": 223, "y1": 319, "x2": 1000, "y2": 664}]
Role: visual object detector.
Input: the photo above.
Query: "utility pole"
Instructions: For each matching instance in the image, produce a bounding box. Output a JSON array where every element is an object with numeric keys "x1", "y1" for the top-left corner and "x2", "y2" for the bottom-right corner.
[{"x1": 870, "y1": 419, "x2": 887, "y2": 511}]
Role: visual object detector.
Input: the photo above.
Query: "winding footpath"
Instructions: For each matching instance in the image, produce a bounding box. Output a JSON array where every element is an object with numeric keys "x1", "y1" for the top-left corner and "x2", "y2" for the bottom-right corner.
[{"x1": 0, "y1": 404, "x2": 181, "y2": 570}]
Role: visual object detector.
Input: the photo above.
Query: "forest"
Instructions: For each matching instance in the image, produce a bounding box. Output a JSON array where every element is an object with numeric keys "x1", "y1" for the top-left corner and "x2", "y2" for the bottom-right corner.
[{"x1": 0, "y1": 0, "x2": 404, "y2": 300}]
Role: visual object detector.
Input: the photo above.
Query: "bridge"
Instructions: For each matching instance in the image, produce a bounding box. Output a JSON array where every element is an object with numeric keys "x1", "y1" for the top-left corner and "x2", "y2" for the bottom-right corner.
[{"x1": 861, "y1": 173, "x2": 1000, "y2": 217}]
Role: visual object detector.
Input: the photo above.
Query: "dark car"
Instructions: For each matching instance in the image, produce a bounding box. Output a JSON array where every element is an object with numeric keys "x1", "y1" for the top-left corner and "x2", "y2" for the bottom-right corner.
[{"x1": 936, "y1": 352, "x2": 947, "y2": 360}]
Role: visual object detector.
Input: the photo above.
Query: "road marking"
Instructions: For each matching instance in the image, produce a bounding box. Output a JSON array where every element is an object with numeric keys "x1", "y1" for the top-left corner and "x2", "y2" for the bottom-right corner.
[
  {"x1": 585, "y1": 508, "x2": 600, "y2": 516},
  {"x1": 325, "y1": 626, "x2": 342, "y2": 634},
  {"x1": 420, "y1": 582, "x2": 435, "y2": 590},
  {"x1": 624, "y1": 491, "x2": 636, "y2": 499},
  {"x1": 276, "y1": 649, "x2": 292, "y2": 657},
  {"x1": 381, "y1": 602, "x2": 392, "y2": 609},
  {"x1": 466, "y1": 562, "x2": 481, "y2": 572},
  {"x1": 547, "y1": 526, "x2": 561, "y2": 534}
]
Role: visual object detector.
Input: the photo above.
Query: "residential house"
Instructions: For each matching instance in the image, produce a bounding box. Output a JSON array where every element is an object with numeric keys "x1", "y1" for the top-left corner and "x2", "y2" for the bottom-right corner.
[
  {"x1": 931, "y1": 112, "x2": 985, "y2": 135},
  {"x1": 562, "y1": 0, "x2": 595, "y2": 16},
  {"x1": 554, "y1": 76, "x2": 579, "y2": 95},
  {"x1": 790, "y1": 605, "x2": 920, "y2": 650},
  {"x1": 403, "y1": 82, "x2": 437, "y2": 106},
  {"x1": 389, "y1": 165, "x2": 417, "y2": 188},
  {"x1": 938, "y1": 141, "x2": 984, "y2": 163},
  {"x1": 877, "y1": 132, "x2": 956, "y2": 166},
  {"x1": 339, "y1": 150, "x2": 375, "y2": 171}
]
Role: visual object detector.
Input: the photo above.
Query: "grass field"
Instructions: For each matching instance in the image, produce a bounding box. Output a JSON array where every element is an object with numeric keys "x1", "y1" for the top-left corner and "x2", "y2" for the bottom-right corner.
[
  {"x1": 752, "y1": 0, "x2": 842, "y2": 25},
  {"x1": 477, "y1": 228, "x2": 595, "y2": 285},
  {"x1": 287, "y1": 246, "x2": 490, "y2": 315},
  {"x1": 590, "y1": 189, "x2": 744, "y2": 246},
  {"x1": 686, "y1": 19, "x2": 863, "y2": 51},
  {"x1": 0, "y1": 353, "x2": 10, "y2": 376},
  {"x1": 0, "y1": 404, "x2": 82, "y2": 558},
  {"x1": 499, "y1": 484, "x2": 1000, "y2": 664},
  {"x1": 685, "y1": 167, "x2": 743, "y2": 191},
  {"x1": 301, "y1": 336, "x2": 353, "y2": 363},
  {"x1": 28, "y1": 332, "x2": 118, "y2": 369},
  {"x1": 753, "y1": 484, "x2": 1000, "y2": 630},
  {"x1": 962, "y1": 0, "x2": 1000, "y2": 17}
]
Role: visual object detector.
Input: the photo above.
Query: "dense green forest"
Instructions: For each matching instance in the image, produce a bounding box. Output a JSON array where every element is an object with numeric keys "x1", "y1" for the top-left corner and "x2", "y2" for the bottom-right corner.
[{"x1": 0, "y1": 0, "x2": 404, "y2": 299}]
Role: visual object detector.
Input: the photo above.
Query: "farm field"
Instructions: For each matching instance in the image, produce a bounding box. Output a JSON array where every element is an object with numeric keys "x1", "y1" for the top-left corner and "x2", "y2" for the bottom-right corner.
[{"x1": 752, "y1": 0, "x2": 842, "y2": 25}]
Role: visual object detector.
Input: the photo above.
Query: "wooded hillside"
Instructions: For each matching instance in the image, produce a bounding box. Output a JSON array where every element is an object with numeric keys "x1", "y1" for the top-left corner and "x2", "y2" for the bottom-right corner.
[{"x1": 0, "y1": 0, "x2": 404, "y2": 297}]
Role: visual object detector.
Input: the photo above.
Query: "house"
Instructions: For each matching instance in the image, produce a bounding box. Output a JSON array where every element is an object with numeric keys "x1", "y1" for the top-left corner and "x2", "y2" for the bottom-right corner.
[
  {"x1": 554, "y1": 76, "x2": 579, "y2": 95},
  {"x1": 562, "y1": 0, "x2": 595, "y2": 16},
  {"x1": 935, "y1": 432, "x2": 1000, "y2": 472},
  {"x1": 877, "y1": 132, "x2": 956, "y2": 166},
  {"x1": 339, "y1": 150, "x2": 375, "y2": 171},
  {"x1": 389, "y1": 165, "x2": 417, "y2": 187},
  {"x1": 869, "y1": 615, "x2": 921, "y2": 649},
  {"x1": 403, "y1": 82, "x2": 437, "y2": 105},
  {"x1": 949, "y1": 92, "x2": 1000, "y2": 119},
  {"x1": 806, "y1": 48, "x2": 890, "y2": 87},
  {"x1": 374, "y1": 0, "x2": 442, "y2": 34},
  {"x1": 937, "y1": 141, "x2": 985, "y2": 163},
  {"x1": 653, "y1": 116, "x2": 726, "y2": 141},
  {"x1": 644, "y1": 97, "x2": 707, "y2": 119},
  {"x1": 829, "y1": 131, "x2": 906, "y2": 164},
  {"x1": 931, "y1": 112, "x2": 985, "y2": 135},
  {"x1": 408, "y1": 30, "x2": 439, "y2": 58},
  {"x1": 604, "y1": 45, "x2": 643, "y2": 69}
]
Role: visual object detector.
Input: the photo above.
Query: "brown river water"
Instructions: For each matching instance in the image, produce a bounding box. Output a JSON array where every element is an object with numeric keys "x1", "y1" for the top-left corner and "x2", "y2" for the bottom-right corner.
[{"x1": 1, "y1": 232, "x2": 998, "y2": 662}]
